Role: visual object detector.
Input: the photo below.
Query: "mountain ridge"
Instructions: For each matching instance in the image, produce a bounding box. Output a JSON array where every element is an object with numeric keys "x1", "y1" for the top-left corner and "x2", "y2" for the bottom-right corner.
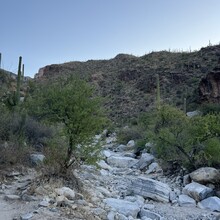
[{"x1": 32, "y1": 44, "x2": 220, "y2": 122}]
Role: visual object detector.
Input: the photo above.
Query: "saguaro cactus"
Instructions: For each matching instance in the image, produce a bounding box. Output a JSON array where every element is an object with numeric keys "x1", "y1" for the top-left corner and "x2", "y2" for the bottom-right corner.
[
  {"x1": 21, "y1": 64, "x2": 24, "y2": 84},
  {"x1": 16, "y1": 56, "x2": 22, "y2": 104},
  {"x1": 0, "y1": 53, "x2": 1, "y2": 69},
  {"x1": 183, "y1": 98, "x2": 187, "y2": 114},
  {"x1": 156, "y1": 74, "x2": 161, "y2": 110}
]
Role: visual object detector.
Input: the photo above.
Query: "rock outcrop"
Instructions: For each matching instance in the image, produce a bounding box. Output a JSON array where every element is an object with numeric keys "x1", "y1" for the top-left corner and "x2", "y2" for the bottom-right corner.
[{"x1": 199, "y1": 63, "x2": 220, "y2": 103}]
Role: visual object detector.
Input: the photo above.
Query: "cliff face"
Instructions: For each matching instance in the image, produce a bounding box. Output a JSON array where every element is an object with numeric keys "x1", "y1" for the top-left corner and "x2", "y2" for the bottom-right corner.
[{"x1": 199, "y1": 65, "x2": 220, "y2": 103}]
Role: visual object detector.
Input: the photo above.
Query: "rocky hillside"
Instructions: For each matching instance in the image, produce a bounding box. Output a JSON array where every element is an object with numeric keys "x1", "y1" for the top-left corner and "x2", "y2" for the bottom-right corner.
[{"x1": 35, "y1": 44, "x2": 220, "y2": 123}]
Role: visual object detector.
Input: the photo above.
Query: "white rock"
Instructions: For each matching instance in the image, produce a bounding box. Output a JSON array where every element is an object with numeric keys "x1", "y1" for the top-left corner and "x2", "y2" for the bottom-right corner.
[
  {"x1": 30, "y1": 153, "x2": 45, "y2": 165},
  {"x1": 178, "y1": 194, "x2": 196, "y2": 207},
  {"x1": 127, "y1": 140, "x2": 135, "y2": 148},
  {"x1": 55, "y1": 187, "x2": 75, "y2": 200},
  {"x1": 104, "y1": 198, "x2": 140, "y2": 218},
  {"x1": 116, "y1": 144, "x2": 127, "y2": 152},
  {"x1": 186, "y1": 110, "x2": 201, "y2": 117},
  {"x1": 20, "y1": 213, "x2": 33, "y2": 220},
  {"x1": 143, "y1": 204, "x2": 155, "y2": 210},
  {"x1": 146, "y1": 162, "x2": 162, "y2": 174},
  {"x1": 103, "y1": 150, "x2": 114, "y2": 158},
  {"x1": 107, "y1": 156, "x2": 138, "y2": 168},
  {"x1": 100, "y1": 169, "x2": 110, "y2": 176},
  {"x1": 182, "y1": 182, "x2": 213, "y2": 202},
  {"x1": 133, "y1": 153, "x2": 154, "y2": 170},
  {"x1": 198, "y1": 196, "x2": 220, "y2": 212},
  {"x1": 139, "y1": 209, "x2": 163, "y2": 220},
  {"x1": 130, "y1": 177, "x2": 171, "y2": 203},
  {"x1": 107, "y1": 211, "x2": 116, "y2": 220},
  {"x1": 4, "y1": 194, "x2": 20, "y2": 200},
  {"x1": 96, "y1": 186, "x2": 111, "y2": 197},
  {"x1": 116, "y1": 213, "x2": 128, "y2": 220},
  {"x1": 97, "y1": 160, "x2": 113, "y2": 171},
  {"x1": 39, "y1": 200, "x2": 50, "y2": 207}
]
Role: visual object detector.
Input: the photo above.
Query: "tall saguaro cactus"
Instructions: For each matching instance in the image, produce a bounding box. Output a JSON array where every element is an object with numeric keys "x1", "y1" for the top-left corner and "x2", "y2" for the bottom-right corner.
[
  {"x1": 16, "y1": 56, "x2": 22, "y2": 104},
  {"x1": 21, "y1": 64, "x2": 24, "y2": 84},
  {"x1": 156, "y1": 74, "x2": 161, "y2": 110},
  {"x1": 183, "y1": 98, "x2": 187, "y2": 114}
]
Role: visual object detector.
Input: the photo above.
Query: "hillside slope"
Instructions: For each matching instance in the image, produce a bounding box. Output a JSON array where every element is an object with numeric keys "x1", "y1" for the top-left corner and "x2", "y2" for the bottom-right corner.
[{"x1": 34, "y1": 45, "x2": 220, "y2": 123}]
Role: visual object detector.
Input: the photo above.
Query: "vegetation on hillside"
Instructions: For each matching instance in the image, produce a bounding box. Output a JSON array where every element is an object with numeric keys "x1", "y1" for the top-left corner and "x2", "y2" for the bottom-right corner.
[
  {"x1": 1, "y1": 45, "x2": 220, "y2": 175},
  {"x1": 35, "y1": 44, "x2": 220, "y2": 123}
]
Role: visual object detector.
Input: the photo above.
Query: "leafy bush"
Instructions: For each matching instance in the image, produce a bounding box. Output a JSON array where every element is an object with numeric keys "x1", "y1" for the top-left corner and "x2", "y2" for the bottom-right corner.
[
  {"x1": 117, "y1": 126, "x2": 143, "y2": 144},
  {"x1": 24, "y1": 117, "x2": 53, "y2": 150},
  {"x1": 200, "y1": 103, "x2": 220, "y2": 115},
  {"x1": 143, "y1": 105, "x2": 220, "y2": 171}
]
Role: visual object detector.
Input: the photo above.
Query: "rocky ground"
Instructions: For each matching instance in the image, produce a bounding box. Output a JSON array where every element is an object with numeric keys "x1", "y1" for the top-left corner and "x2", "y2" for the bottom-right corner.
[{"x1": 1, "y1": 134, "x2": 220, "y2": 220}]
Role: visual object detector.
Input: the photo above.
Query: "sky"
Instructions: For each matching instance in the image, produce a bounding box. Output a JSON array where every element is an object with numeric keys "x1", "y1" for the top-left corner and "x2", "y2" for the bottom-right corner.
[{"x1": 0, "y1": 0, "x2": 220, "y2": 77}]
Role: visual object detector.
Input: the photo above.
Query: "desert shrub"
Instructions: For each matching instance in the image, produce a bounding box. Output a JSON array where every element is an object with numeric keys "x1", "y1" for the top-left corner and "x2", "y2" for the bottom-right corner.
[
  {"x1": 142, "y1": 105, "x2": 220, "y2": 171},
  {"x1": 24, "y1": 117, "x2": 53, "y2": 150},
  {"x1": 117, "y1": 126, "x2": 143, "y2": 144},
  {"x1": 0, "y1": 141, "x2": 31, "y2": 166},
  {"x1": 0, "y1": 105, "x2": 11, "y2": 141},
  {"x1": 200, "y1": 103, "x2": 220, "y2": 115}
]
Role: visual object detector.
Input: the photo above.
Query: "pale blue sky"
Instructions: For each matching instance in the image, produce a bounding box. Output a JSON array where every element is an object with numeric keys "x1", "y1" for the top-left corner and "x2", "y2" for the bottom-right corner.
[{"x1": 1, "y1": 0, "x2": 220, "y2": 77}]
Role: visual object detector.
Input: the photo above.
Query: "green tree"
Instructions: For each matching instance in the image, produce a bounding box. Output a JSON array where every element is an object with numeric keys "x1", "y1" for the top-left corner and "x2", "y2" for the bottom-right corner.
[{"x1": 26, "y1": 76, "x2": 106, "y2": 172}]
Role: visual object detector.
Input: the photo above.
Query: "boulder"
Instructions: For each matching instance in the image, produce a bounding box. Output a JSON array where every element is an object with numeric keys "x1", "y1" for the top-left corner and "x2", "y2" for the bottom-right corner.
[
  {"x1": 124, "y1": 195, "x2": 145, "y2": 207},
  {"x1": 182, "y1": 182, "x2": 213, "y2": 202},
  {"x1": 116, "y1": 144, "x2": 127, "y2": 152},
  {"x1": 178, "y1": 194, "x2": 196, "y2": 207},
  {"x1": 186, "y1": 110, "x2": 201, "y2": 117},
  {"x1": 198, "y1": 196, "x2": 220, "y2": 212},
  {"x1": 127, "y1": 140, "x2": 135, "y2": 148},
  {"x1": 146, "y1": 162, "x2": 162, "y2": 174},
  {"x1": 107, "y1": 156, "x2": 138, "y2": 168},
  {"x1": 55, "y1": 187, "x2": 75, "y2": 200},
  {"x1": 4, "y1": 194, "x2": 20, "y2": 200},
  {"x1": 130, "y1": 177, "x2": 172, "y2": 203},
  {"x1": 30, "y1": 153, "x2": 45, "y2": 165},
  {"x1": 189, "y1": 167, "x2": 220, "y2": 184},
  {"x1": 20, "y1": 213, "x2": 33, "y2": 220},
  {"x1": 103, "y1": 150, "x2": 114, "y2": 158},
  {"x1": 104, "y1": 198, "x2": 140, "y2": 218},
  {"x1": 199, "y1": 65, "x2": 220, "y2": 103},
  {"x1": 97, "y1": 160, "x2": 113, "y2": 171},
  {"x1": 139, "y1": 209, "x2": 163, "y2": 220},
  {"x1": 132, "y1": 153, "x2": 154, "y2": 170}
]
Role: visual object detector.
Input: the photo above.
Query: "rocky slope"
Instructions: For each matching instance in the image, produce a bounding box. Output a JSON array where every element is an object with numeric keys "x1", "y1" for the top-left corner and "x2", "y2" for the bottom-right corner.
[
  {"x1": 1, "y1": 134, "x2": 220, "y2": 220},
  {"x1": 34, "y1": 44, "x2": 220, "y2": 123}
]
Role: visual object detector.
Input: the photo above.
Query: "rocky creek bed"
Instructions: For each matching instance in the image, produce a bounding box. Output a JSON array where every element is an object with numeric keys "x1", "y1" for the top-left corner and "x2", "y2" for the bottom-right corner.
[{"x1": 1, "y1": 134, "x2": 220, "y2": 220}]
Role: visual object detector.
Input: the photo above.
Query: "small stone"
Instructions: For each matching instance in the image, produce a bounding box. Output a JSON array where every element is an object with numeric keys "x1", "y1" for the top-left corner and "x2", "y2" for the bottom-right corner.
[
  {"x1": 183, "y1": 182, "x2": 213, "y2": 201},
  {"x1": 143, "y1": 204, "x2": 155, "y2": 210},
  {"x1": 4, "y1": 194, "x2": 20, "y2": 200},
  {"x1": 178, "y1": 194, "x2": 196, "y2": 207},
  {"x1": 198, "y1": 196, "x2": 220, "y2": 211},
  {"x1": 183, "y1": 174, "x2": 191, "y2": 186},
  {"x1": 55, "y1": 186, "x2": 75, "y2": 200},
  {"x1": 6, "y1": 171, "x2": 21, "y2": 177},
  {"x1": 38, "y1": 200, "x2": 50, "y2": 207},
  {"x1": 71, "y1": 204, "x2": 77, "y2": 209},
  {"x1": 20, "y1": 213, "x2": 33, "y2": 220},
  {"x1": 30, "y1": 153, "x2": 45, "y2": 165}
]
